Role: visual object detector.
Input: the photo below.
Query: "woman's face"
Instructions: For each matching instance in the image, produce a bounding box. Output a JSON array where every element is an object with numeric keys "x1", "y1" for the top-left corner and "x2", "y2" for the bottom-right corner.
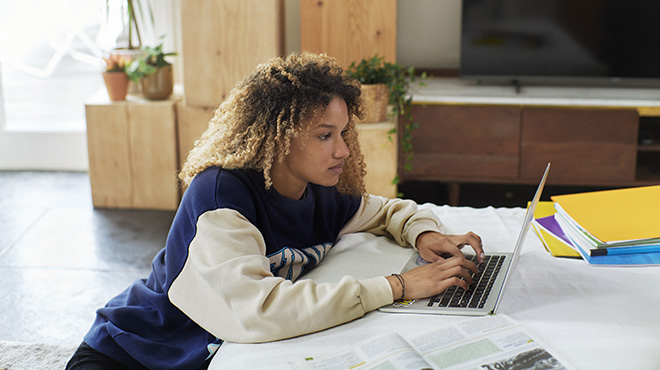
[{"x1": 270, "y1": 95, "x2": 350, "y2": 200}]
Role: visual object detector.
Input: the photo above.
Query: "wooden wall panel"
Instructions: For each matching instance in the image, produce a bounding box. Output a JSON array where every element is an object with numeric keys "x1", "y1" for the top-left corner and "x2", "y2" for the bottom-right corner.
[
  {"x1": 301, "y1": 0, "x2": 397, "y2": 68},
  {"x1": 181, "y1": 0, "x2": 284, "y2": 107}
]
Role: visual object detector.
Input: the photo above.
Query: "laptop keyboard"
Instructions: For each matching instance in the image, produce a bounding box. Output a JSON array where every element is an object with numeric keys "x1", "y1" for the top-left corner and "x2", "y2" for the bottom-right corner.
[{"x1": 427, "y1": 254, "x2": 505, "y2": 309}]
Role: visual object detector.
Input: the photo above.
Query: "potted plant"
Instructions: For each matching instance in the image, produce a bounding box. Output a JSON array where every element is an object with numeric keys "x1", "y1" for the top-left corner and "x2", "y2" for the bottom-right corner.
[
  {"x1": 346, "y1": 56, "x2": 391, "y2": 123},
  {"x1": 106, "y1": 0, "x2": 156, "y2": 86},
  {"x1": 346, "y1": 55, "x2": 427, "y2": 174},
  {"x1": 126, "y1": 42, "x2": 177, "y2": 100},
  {"x1": 102, "y1": 54, "x2": 129, "y2": 101}
]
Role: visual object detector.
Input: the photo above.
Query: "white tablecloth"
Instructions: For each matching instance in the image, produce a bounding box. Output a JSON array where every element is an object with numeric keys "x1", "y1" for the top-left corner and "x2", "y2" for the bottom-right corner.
[{"x1": 209, "y1": 205, "x2": 660, "y2": 370}]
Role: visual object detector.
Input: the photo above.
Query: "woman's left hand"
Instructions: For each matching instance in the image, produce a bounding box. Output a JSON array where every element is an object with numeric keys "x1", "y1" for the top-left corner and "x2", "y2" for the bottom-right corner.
[{"x1": 415, "y1": 231, "x2": 484, "y2": 263}]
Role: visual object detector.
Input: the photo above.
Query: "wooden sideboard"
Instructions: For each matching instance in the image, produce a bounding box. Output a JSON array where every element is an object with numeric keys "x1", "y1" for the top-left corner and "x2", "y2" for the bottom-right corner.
[{"x1": 398, "y1": 78, "x2": 660, "y2": 204}]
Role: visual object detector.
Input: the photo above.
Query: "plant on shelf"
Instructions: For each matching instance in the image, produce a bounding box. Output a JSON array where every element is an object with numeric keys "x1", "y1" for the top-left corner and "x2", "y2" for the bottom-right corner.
[
  {"x1": 346, "y1": 55, "x2": 427, "y2": 181},
  {"x1": 102, "y1": 54, "x2": 129, "y2": 101},
  {"x1": 126, "y1": 41, "x2": 177, "y2": 100},
  {"x1": 105, "y1": 0, "x2": 156, "y2": 86}
]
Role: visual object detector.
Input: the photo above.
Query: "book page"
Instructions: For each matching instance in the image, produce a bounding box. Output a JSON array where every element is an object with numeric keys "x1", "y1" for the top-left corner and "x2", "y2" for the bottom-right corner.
[
  {"x1": 291, "y1": 332, "x2": 432, "y2": 370},
  {"x1": 293, "y1": 315, "x2": 574, "y2": 370},
  {"x1": 408, "y1": 315, "x2": 574, "y2": 370}
]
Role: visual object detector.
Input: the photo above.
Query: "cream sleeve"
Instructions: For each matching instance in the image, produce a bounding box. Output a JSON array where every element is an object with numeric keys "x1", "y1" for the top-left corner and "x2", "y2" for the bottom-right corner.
[
  {"x1": 168, "y1": 208, "x2": 393, "y2": 343},
  {"x1": 339, "y1": 195, "x2": 445, "y2": 249}
]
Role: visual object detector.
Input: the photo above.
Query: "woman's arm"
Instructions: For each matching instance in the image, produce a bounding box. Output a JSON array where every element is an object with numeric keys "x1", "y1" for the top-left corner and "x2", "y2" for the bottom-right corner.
[
  {"x1": 339, "y1": 196, "x2": 483, "y2": 259},
  {"x1": 338, "y1": 195, "x2": 443, "y2": 248},
  {"x1": 339, "y1": 196, "x2": 484, "y2": 301},
  {"x1": 167, "y1": 208, "x2": 394, "y2": 343}
]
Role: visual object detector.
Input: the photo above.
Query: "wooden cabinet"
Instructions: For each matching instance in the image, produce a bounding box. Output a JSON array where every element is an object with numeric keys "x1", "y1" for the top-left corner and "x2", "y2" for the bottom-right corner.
[
  {"x1": 400, "y1": 101, "x2": 659, "y2": 204},
  {"x1": 638, "y1": 117, "x2": 660, "y2": 181},
  {"x1": 402, "y1": 105, "x2": 521, "y2": 181},
  {"x1": 519, "y1": 108, "x2": 638, "y2": 183}
]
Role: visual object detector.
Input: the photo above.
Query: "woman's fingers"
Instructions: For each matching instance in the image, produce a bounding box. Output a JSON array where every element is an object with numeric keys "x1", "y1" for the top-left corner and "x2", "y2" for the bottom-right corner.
[
  {"x1": 436, "y1": 259, "x2": 477, "y2": 286},
  {"x1": 464, "y1": 232, "x2": 485, "y2": 260},
  {"x1": 400, "y1": 257, "x2": 479, "y2": 299},
  {"x1": 416, "y1": 231, "x2": 485, "y2": 263}
]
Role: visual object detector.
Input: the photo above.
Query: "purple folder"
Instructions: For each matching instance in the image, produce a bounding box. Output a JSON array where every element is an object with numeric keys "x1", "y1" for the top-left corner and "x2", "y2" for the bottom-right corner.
[{"x1": 536, "y1": 215, "x2": 573, "y2": 246}]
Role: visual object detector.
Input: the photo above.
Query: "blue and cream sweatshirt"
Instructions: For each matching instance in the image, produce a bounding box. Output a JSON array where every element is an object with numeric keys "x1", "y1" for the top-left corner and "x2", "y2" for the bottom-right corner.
[{"x1": 83, "y1": 167, "x2": 443, "y2": 369}]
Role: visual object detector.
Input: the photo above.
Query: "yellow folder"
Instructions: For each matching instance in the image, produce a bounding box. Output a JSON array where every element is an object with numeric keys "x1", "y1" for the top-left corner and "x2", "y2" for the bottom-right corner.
[
  {"x1": 533, "y1": 201, "x2": 556, "y2": 219},
  {"x1": 531, "y1": 201, "x2": 581, "y2": 258},
  {"x1": 550, "y1": 185, "x2": 660, "y2": 243}
]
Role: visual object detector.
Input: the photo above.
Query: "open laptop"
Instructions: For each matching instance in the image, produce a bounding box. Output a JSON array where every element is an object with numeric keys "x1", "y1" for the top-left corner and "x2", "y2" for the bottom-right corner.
[{"x1": 379, "y1": 162, "x2": 551, "y2": 316}]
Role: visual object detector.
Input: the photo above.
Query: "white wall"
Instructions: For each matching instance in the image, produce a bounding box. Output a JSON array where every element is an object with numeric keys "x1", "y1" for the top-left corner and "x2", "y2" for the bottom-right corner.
[{"x1": 397, "y1": 0, "x2": 461, "y2": 69}]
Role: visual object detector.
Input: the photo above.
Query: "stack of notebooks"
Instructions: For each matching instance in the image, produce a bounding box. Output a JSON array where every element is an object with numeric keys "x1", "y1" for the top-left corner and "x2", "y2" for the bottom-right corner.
[{"x1": 531, "y1": 185, "x2": 660, "y2": 266}]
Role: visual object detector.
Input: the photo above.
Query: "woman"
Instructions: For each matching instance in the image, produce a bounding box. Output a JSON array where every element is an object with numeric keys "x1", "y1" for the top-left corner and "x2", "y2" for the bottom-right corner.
[{"x1": 66, "y1": 52, "x2": 483, "y2": 370}]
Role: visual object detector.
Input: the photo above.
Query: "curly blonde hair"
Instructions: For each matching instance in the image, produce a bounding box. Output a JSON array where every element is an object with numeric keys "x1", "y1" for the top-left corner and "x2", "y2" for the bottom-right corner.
[{"x1": 179, "y1": 52, "x2": 367, "y2": 196}]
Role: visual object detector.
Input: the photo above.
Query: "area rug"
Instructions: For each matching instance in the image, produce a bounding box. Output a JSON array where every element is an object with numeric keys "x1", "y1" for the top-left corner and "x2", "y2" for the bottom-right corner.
[{"x1": 0, "y1": 341, "x2": 76, "y2": 370}]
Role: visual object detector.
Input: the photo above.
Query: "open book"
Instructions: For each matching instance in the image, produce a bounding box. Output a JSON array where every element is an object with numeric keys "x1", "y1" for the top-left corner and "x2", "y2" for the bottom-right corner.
[{"x1": 291, "y1": 315, "x2": 574, "y2": 370}]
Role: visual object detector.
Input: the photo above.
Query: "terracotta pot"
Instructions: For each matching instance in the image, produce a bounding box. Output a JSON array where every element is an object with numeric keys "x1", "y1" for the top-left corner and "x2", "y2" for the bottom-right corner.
[
  {"x1": 102, "y1": 72, "x2": 129, "y2": 101},
  {"x1": 141, "y1": 65, "x2": 174, "y2": 100},
  {"x1": 357, "y1": 83, "x2": 389, "y2": 123}
]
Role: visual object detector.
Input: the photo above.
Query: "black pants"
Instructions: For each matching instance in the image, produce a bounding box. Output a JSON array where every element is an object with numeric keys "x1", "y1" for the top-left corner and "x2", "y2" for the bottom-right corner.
[
  {"x1": 65, "y1": 342, "x2": 133, "y2": 370},
  {"x1": 65, "y1": 342, "x2": 213, "y2": 370}
]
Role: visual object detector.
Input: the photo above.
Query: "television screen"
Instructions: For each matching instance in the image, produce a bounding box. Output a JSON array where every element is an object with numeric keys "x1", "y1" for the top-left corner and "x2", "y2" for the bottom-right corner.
[{"x1": 460, "y1": 0, "x2": 660, "y2": 86}]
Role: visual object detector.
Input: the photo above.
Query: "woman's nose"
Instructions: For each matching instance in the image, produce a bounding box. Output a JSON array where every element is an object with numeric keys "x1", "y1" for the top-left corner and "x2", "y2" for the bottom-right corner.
[{"x1": 335, "y1": 137, "x2": 350, "y2": 159}]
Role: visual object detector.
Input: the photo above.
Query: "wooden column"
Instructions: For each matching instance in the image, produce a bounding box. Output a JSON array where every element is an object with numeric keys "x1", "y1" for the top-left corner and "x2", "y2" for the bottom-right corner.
[
  {"x1": 357, "y1": 119, "x2": 398, "y2": 198},
  {"x1": 176, "y1": 104, "x2": 216, "y2": 168},
  {"x1": 301, "y1": 0, "x2": 397, "y2": 68},
  {"x1": 181, "y1": 0, "x2": 285, "y2": 107}
]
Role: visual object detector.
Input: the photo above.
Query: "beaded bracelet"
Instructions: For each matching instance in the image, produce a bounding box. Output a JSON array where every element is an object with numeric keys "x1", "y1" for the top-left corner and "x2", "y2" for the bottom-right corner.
[{"x1": 391, "y1": 273, "x2": 405, "y2": 300}]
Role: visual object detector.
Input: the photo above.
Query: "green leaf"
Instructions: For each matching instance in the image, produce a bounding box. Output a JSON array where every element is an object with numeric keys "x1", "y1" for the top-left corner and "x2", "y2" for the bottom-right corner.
[{"x1": 346, "y1": 54, "x2": 428, "y2": 177}]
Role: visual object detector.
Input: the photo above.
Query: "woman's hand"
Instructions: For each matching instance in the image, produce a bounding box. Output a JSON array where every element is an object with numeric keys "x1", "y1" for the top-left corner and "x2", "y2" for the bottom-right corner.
[
  {"x1": 386, "y1": 256, "x2": 479, "y2": 300},
  {"x1": 416, "y1": 231, "x2": 484, "y2": 263},
  {"x1": 386, "y1": 231, "x2": 484, "y2": 300}
]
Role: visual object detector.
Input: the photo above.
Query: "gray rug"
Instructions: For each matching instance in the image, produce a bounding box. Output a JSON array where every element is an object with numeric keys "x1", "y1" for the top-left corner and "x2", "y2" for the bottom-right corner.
[{"x1": 0, "y1": 341, "x2": 76, "y2": 370}]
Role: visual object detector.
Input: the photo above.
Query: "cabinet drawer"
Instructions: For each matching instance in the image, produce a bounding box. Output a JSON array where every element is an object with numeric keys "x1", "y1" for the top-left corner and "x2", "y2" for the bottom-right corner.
[
  {"x1": 520, "y1": 108, "x2": 638, "y2": 182},
  {"x1": 401, "y1": 105, "x2": 521, "y2": 181}
]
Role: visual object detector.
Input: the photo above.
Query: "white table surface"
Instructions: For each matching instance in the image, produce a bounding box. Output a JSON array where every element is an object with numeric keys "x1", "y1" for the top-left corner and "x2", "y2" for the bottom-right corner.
[{"x1": 209, "y1": 205, "x2": 660, "y2": 370}]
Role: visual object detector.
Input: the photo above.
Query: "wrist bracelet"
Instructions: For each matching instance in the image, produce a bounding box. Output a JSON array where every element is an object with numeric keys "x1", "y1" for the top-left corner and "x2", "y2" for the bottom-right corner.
[{"x1": 391, "y1": 273, "x2": 405, "y2": 300}]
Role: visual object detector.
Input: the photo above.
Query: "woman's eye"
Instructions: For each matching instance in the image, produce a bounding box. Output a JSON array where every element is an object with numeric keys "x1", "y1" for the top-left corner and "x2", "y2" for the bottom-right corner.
[
  {"x1": 340, "y1": 129, "x2": 348, "y2": 137},
  {"x1": 319, "y1": 133, "x2": 330, "y2": 140}
]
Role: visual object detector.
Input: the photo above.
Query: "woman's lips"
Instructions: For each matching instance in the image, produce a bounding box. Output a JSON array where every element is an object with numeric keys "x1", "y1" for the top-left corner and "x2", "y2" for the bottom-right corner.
[{"x1": 329, "y1": 162, "x2": 344, "y2": 174}]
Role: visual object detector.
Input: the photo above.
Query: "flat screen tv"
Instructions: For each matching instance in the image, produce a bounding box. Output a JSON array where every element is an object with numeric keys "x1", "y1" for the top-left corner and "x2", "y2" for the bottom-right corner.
[{"x1": 460, "y1": 0, "x2": 660, "y2": 87}]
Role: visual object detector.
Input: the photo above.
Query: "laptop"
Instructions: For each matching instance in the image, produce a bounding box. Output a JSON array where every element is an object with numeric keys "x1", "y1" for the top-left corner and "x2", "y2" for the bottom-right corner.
[{"x1": 379, "y1": 162, "x2": 551, "y2": 316}]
